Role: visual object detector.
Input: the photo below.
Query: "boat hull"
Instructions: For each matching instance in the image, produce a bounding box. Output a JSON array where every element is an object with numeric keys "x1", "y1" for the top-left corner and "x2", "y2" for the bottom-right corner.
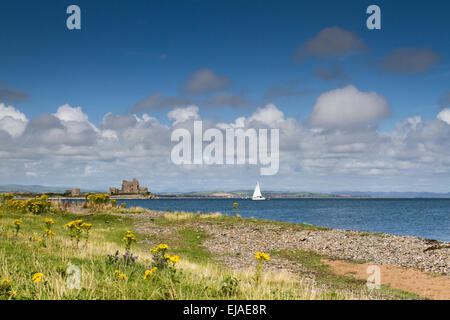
[{"x1": 252, "y1": 197, "x2": 266, "y2": 200}]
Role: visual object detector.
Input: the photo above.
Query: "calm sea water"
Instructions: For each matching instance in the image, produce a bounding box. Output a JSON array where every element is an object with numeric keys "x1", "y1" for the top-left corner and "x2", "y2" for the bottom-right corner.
[{"x1": 116, "y1": 198, "x2": 450, "y2": 241}]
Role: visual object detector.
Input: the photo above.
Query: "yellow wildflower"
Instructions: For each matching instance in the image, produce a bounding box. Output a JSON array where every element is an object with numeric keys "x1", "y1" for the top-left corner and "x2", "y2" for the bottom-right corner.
[
  {"x1": 44, "y1": 229, "x2": 56, "y2": 237},
  {"x1": 118, "y1": 273, "x2": 127, "y2": 280},
  {"x1": 143, "y1": 267, "x2": 157, "y2": 280},
  {"x1": 43, "y1": 218, "x2": 54, "y2": 225},
  {"x1": 32, "y1": 273, "x2": 44, "y2": 283},
  {"x1": 254, "y1": 251, "x2": 270, "y2": 261},
  {"x1": 13, "y1": 219, "x2": 23, "y2": 226}
]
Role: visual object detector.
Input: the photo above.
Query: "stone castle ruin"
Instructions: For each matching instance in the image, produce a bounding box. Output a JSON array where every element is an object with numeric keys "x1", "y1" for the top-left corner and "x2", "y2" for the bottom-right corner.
[
  {"x1": 109, "y1": 178, "x2": 149, "y2": 195},
  {"x1": 65, "y1": 188, "x2": 82, "y2": 197}
]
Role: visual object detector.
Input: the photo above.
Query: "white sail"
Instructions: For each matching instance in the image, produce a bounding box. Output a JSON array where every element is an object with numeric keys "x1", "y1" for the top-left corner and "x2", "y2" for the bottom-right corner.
[{"x1": 252, "y1": 181, "x2": 265, "y2": 200}]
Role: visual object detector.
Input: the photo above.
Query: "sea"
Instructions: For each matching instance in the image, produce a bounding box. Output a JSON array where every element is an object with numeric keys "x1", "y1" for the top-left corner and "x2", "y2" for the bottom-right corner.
[{"x1": 115, "y1": 198, "x2": 450, "y2": 242}]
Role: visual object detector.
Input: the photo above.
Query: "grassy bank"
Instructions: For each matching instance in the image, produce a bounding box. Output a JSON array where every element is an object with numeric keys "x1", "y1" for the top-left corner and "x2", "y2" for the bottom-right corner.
[{"x1": 0, "y1": 203, "x2": 423, "y2": 300}]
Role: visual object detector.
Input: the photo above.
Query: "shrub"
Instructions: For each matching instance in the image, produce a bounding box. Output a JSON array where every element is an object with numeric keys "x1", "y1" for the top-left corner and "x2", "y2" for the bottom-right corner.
[
  {"x1": 220, "y1": 275, "x2": 240, "y2": 296},
  {"x1": 122, "y1": 230, "x2": 137, "y2": 251}
]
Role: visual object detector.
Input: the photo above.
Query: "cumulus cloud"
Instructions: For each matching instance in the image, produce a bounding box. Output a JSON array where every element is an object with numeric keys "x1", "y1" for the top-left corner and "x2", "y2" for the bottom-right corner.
[
  {"x1": 437, "y1": 108, "x2": 450, "y2": 125},
  {"x1": 307, "y1": 85, "x2": 390, "y2": 129},
  {"x1": 102, "y1": 113, "x2": 138, "y2": 130},
  {"x1": 54, "y1": 104, "x2": 89, "y2": 122},
  {"x1": 248, "y1": 104, "x2": 286, "y2": 127},
  {"x1": 182, "y1": 69, "x2": 230, "y2": 94},
  {"x1": 167, "y1": 105, "x2": 200, "y2": 125},
  {"x1": 0, "y1": 103, "x2": 28, "y2": 137},
  {"x1": 381, "y1": 48, "x2": 441, "y2": 74},
  {"x1": 0, "y1": 100, "x2": 449, "y2": 192},
  {"x1": 295, "y1": 27, "x2": 366, "y2": 61}
]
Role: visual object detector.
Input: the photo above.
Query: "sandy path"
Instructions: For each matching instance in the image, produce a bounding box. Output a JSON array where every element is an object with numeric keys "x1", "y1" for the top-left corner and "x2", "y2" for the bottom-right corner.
[{"x1": 324, "y1": 259, "x2": 450, "y2": 300}]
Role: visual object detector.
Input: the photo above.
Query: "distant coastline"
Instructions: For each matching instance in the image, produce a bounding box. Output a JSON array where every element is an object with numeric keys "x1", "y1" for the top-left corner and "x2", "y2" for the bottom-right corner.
[
  {"x1": 2, "y1": 184, "x2": 449, "y2": 199},
  {"x1": 14, "y1": 195, "x2": 450, "y2": 200}
]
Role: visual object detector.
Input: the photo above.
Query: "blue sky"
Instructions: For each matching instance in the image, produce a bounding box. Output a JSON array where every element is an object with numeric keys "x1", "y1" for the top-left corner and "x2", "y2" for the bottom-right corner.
[
  {"x1": 0, "y1": 1, "x2": 449, "y2": 192},
  {"x1": 1, "y1": 0, "x2": 448, "y2": 124}
]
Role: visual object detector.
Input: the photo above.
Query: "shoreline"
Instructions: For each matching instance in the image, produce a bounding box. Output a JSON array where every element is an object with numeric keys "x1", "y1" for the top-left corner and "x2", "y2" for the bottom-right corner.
[
  {"x1": 132, "y1": 209, "x2": 449, "y2": 276},
  {"x1": 13, "y1": 197, "x2": 450, "y2": 242},
  {"x1": 14, "y1": 196, "x2": 450, "y2": 200}
]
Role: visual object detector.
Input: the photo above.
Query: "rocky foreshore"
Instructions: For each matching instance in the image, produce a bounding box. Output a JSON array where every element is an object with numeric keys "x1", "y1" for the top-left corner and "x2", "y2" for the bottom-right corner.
[
  {"x1": 202, "y1": 225, "x2": 449, "y2": 275},
  {"x1": 133, "y1": 210, "x2": 449, "y2": 276}
]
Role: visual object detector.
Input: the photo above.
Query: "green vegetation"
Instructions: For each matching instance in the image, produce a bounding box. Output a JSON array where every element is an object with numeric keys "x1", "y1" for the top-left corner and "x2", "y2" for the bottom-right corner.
[
  {"x1": 155, "y1": 210, "x2": 330, "y2": 232},
  {"x1": 0, "y1": 194, "x2": 423, "y2": 300}
]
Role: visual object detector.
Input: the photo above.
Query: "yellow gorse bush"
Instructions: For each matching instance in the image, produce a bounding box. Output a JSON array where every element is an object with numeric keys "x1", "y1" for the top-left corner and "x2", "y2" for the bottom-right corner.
[
  {"x1": 25, "y1": 197, "x2": 51, "y2": 215},
  {"x1": 4, "y1": 199, "x2": 26, "y2": 213},
  {"x1": 0, "y1": 193, "x2": 14, "y2": 202},
  {"x1": 85, "y1": 193, "x2": 110, "y2": 205}
]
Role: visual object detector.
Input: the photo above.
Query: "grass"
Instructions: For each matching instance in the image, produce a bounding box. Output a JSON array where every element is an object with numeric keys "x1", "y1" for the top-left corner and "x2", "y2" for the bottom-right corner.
[
  {"x1": 156, "y1": 210, "x2": 330, "y2": 232},
  {"x1": 0, "y1": 204, "x2": 423, "y2": 300},
  {"x1": 358, "y1": 231, "x2": 389, "y2": 238},
  {"x1": 174, "y1": 229, "x2": 212, "y2": 264}
]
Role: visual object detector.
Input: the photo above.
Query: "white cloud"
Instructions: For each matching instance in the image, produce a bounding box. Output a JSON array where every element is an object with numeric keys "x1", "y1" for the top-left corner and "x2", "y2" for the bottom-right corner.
[
  {"x1": 0, "y1": 100, "x2": 449, "y2": 192},
  {"x1": 0, "y1": 103, "x2": 28, "y2": 137},
  {"x1": 249, "y1": 103, "x2": 285, "y2": 127},
  {"x1": 54, "y1": 104, "x2": 99, "y2": 133},
  {"x1": 307, "y1": 85, "x2": 390, "y2": 129},
  {"x1": 167, "y1": 105, "x2": 200, "y2": 125},
  {"x1": 437, "y1": 108, "x2": 450, "y2": 125},
  {"x1": 54, "y1": 104, "x2": 88, "y2": 122}
]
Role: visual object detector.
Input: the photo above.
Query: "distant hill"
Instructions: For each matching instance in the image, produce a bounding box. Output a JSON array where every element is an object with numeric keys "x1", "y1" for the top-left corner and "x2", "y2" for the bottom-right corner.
[
  {"x1": 1, "y1": 185, "x2": 448, "y2": 198},
  {"x1": 157, "y1": 190, "x2": 345, "y2": 198},
  {"x1": 157, "y1": 190, "x2": 450, "y2": 198},
  {"x1": 336, "y1": 191, "x2": 450, "y2": 198},
  {"x1": 0, "y1": 184, "x2": 99, "y2": 193}
]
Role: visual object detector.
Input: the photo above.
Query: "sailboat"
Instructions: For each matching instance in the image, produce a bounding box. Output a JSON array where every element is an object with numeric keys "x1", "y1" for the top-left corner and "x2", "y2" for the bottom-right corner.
[{"x1": 252, "y1": 181, "x2": 266, "y2": 200}]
